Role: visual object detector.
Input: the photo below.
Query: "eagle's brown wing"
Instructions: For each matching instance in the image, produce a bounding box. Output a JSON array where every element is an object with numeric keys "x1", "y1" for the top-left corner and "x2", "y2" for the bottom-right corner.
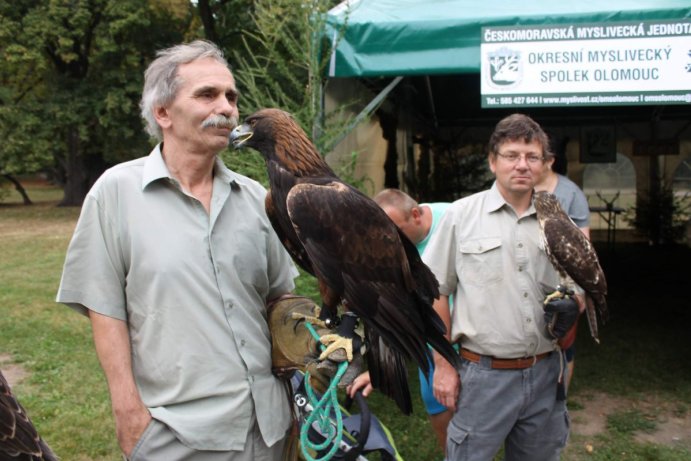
[
  {"x1": 285, "y1": 180, "x2": 455, "y2": 414},
  {"x1": 265, "y1": 190, "x2": 315, "y2": 276},
  {"x1": 1, "y1": 370, "x2": 58, "y2": 461}
]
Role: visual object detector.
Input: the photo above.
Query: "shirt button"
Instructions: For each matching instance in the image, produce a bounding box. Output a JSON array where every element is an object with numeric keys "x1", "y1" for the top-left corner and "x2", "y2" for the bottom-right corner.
[
  {"x1": 526, "y1": 318, "x2": 532, "y2": 323},
  {"x1": 518, "y1": 266, "x2": 523, "y2": 272},
  {"x1": 523, "y1": 292, "x2": 528, "y2": 298},
  {"x1": 241, "y1": 339, "x2": 246, "y2": 347},
  {"x1": 518, "y1": 243, "x2": 524, "y2": 248}
]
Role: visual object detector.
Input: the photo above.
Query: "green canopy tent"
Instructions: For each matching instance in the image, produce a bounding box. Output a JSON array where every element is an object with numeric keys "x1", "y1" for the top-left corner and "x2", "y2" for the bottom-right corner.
[{"x1": 325, "y1": 0, "x2": 691, "y2": 78}]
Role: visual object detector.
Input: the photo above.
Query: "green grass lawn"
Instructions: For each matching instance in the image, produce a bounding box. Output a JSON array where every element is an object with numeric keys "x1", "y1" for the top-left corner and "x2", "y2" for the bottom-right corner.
[
  {"x1": 1, "y1": 188, "x2": 119, "y2": 460},
  {"x1": 2, "y1": 182, "x2": 691, "y2": 460}
]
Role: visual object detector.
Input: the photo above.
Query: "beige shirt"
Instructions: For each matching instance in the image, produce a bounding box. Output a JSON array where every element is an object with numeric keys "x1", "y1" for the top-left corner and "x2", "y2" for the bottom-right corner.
[
  {"x1": 422, "y1": 183, "x2": 559, "y2": 358},
  {"x1": 57, "y1": 145, "x2": 298, "y2": 450}
]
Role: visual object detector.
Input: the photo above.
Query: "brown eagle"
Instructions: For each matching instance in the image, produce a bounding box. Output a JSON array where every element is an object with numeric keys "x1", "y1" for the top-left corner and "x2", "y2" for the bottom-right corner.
[
  {"x1": 534, "y1": 190, "x2": 608, "y2": 342},
  {"x1": 230, "y1": 108, "x2": 461, "y2": 414},
  {"x1": 1, "y1": 370, "x2": 58, "y2": 461}
]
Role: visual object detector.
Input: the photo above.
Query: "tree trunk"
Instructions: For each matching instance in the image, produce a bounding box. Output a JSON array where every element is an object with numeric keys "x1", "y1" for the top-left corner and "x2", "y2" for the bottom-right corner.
[
  {"x1": 197, "y1": 0, "x2": 218, "y2": 44},
  {"x1": 2, "y1": 174, "x2": 33, "y2": 205},
  {"x1": 58, "y1": 127, "x2": 89, "y2": 207}
]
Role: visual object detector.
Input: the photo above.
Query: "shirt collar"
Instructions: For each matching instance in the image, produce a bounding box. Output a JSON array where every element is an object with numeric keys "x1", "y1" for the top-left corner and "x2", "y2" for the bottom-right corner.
[
  {"x1": 212, "y1": 156, "x2": 248, "y2": 190},
  {"x1": 484, "y1": 181, "x2": 536, "y2": 216},
  {"x1": 142, "y1": 144, "x2": 246, "y2": 190},
  {"x1": 485, "y1": 182, "x2": 506, "y2": 213}
]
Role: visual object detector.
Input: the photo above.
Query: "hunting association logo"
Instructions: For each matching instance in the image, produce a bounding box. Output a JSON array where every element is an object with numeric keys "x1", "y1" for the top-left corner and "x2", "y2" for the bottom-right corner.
[{"x1": 487, "y1": 47, "x2": 522, "y2": 89}]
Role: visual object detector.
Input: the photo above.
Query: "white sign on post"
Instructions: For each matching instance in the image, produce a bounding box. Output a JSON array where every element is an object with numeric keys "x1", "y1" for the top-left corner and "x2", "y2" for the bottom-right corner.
[{"x1": 481, "y1": 20, "x2": 691, "y2": 108}]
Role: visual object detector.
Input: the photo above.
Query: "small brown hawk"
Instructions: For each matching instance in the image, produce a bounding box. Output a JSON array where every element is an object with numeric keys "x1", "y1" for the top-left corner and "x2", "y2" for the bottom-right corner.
[{"x1": 534, "y1": 190, "x2": 608, "y2": 342}]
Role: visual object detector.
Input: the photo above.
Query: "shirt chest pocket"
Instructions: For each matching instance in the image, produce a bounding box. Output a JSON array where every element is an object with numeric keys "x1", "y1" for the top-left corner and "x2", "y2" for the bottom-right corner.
[
  {"x1": 458, "y1": 237, "x2": 503, "y2": 286},
  {"x1": 231, "y1": 235, "x2": 270, "y2": 295}
]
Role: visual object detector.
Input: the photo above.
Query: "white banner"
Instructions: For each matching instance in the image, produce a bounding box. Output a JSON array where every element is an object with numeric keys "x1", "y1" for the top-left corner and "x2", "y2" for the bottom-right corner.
[{"x1": 480, "y1": 20, "x2": 691, "y2": 108}]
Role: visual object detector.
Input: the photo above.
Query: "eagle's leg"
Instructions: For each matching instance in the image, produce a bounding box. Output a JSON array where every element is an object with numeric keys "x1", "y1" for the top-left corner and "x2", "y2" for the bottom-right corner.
[
  {"x1": 290, "y1": 303, "x2": 335, "y2": 328},
  {"x1": 318, "y1": 312, "x2": 360, "y2": 362},
  {"x1": 543, "y1": 285, "x2": 574, "y2": 304}
]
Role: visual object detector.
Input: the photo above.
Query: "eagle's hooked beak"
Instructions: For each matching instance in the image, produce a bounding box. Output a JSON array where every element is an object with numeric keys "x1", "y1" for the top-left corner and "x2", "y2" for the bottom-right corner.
[{"x1": 229, "y1": 123, "x2": 253, "y2": 148}]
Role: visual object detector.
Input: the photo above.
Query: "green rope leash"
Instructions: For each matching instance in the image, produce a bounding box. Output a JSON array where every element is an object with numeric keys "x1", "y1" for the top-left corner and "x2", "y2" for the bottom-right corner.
[{"x1": 299, "y1": 321, "x2": 350, "y2": 461}]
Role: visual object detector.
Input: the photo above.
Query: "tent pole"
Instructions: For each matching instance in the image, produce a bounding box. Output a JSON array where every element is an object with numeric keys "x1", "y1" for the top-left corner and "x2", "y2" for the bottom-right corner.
[
  {"x1": 324, "y1": 76, "x2": 403, "y2": 153},
  {"x1": 315, "y1": 78, "x2": 325, "y2": 147},
  {"x1": 425, "y1": 76, "x2": 438, "y2": 130}
]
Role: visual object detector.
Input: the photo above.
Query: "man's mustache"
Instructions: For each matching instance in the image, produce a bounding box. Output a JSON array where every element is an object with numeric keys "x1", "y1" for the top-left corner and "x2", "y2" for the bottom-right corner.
[{"x1": 201, "y1": 114, "x2": 238, "y2": 130}]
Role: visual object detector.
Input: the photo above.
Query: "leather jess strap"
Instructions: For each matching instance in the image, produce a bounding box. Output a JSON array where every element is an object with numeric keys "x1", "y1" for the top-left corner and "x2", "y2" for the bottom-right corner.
[{"x1": 460, "y1": 348, "x2": 551, "y2": 370}]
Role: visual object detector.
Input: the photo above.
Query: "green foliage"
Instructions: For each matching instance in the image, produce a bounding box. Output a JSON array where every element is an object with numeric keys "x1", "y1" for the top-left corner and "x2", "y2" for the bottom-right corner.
[
  {"x1": 335, "y1": 150, "x2": 376, "y2": 194},
  {"x1": 424, "y1": 141, "x2": 493, "y2": 202},
  {"x1": 623, "y1": 181, "x2": 691, "y2": 245},
  {"x1": 193, "y1": 0, "x2": 256, "y2": 46},
  {"x1": 293, "y1": 267, "x2": 321, "y2": 303},
  {"x1": 0, "y1": 0, "x2": 193, "y2": 203},
  {"x1": 0, "y1": 0, "x2": 53, "y2": 176},
  {"x1": 229, "y1": 0, "x2": 355, "y2": 153},
  {"x1": 220, "y1": 148, "x2": 269, "y2": 187}
]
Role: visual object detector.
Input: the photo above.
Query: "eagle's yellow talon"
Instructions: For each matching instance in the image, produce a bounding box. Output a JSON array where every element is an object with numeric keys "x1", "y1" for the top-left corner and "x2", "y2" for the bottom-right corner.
[
  {"x1": 290, "y1": 305, "x2": 327, "y2": 328},
  {"x1": 318, "y1": 334, "x2": 354, "y2": 362},
  {"x1": 290, "y1": 312, "x2": 327, "y2": 328},
  {"x1": 544, "y1": 289, "x2": 565, "y2": 304}
]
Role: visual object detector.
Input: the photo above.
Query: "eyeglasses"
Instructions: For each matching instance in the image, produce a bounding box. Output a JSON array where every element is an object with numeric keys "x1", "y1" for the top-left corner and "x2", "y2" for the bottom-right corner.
[{"x1": 495, "y1": 152, "x2": 544, "y2": 164}]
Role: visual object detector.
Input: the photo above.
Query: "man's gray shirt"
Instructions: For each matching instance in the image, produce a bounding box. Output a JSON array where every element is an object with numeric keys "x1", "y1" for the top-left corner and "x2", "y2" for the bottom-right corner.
[
  {"x1": 57, "y1": 145, "x2": 299, "y2": 450},
  {"x1": 423, "y1": 183, "x2": 560, "y2": 358}
]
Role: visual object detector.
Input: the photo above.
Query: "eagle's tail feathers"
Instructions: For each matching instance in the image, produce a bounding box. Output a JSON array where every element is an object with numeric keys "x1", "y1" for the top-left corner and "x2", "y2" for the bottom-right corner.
[
  {"x1": 365, "y1": 329, "x2": 413, "y2": 415},
  {"x1": 425, "y1": 332, "x2": 462, "y2": 371}
]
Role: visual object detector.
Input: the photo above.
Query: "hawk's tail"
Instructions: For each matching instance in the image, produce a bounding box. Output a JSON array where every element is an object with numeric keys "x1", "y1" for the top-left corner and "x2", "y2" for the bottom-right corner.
[
  {"x1": 585, "y1": 298, "x2": 599, "y2": 344},
  {"x1": 593, "y1": 293, "x2": 609, "y2": 324},
  {"x1": 585, "y1": 294, "x2": 608, "y2": 344}
]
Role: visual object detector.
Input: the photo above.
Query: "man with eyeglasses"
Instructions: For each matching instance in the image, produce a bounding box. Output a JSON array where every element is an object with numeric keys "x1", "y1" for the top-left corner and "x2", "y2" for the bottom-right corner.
[{"x1": 423, "y1": 114, "x2": 570, "y2": 460}]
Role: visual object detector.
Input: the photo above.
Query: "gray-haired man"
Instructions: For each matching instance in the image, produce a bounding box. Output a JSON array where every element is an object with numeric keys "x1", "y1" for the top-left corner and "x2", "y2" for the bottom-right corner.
[{"x1": 57, "y1": 40, "x2": 298, "y2": 460}]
